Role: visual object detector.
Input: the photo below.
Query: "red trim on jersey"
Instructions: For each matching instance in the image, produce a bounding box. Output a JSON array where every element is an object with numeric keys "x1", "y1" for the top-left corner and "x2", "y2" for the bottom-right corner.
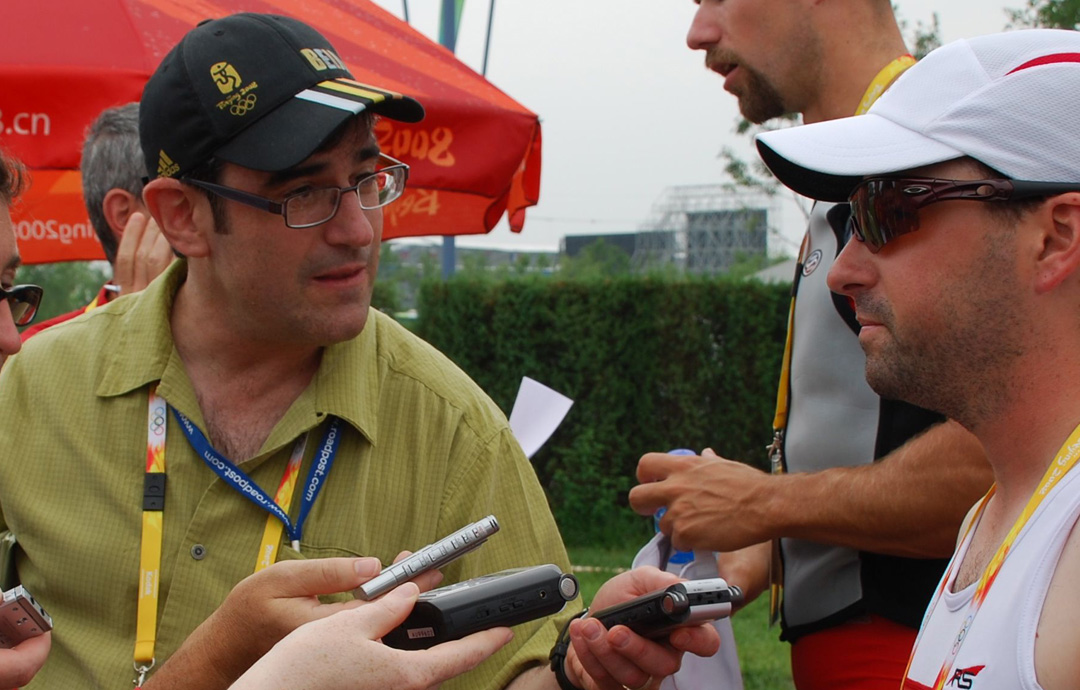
[{"x1": 1008, "y1": 53, "x2": 1080, "y2": 75}]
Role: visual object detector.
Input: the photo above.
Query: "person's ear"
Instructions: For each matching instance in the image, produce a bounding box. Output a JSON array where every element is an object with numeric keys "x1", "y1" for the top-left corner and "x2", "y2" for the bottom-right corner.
[
  {"x1": 1033, "y1": 193, "x2": 1080, "y2": 294},
  {"x1": 101, "y1": 189, "x2": 141, "y2": 242},
  {"x1": 142, "y1": 179, "x2": 211, "y2": 258}
]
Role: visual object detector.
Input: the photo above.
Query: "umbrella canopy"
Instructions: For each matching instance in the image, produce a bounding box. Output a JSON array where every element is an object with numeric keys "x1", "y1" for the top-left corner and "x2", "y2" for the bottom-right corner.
[{"x1": 0, "y1": 0, "x2": 541, "y2": 264}]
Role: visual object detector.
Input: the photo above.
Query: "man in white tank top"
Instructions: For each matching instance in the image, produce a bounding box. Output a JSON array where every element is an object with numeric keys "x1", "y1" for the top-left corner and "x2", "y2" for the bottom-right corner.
[{"x1": 755, "y1": 29, "x2": 1080, "y2": 690}]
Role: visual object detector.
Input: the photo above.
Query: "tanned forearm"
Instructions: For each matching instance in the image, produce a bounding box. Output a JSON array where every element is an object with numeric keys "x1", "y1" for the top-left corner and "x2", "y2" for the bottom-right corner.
[
  {"x1": 634, "y1": 420, "x2": 995, "y2": 558},
  {"x1": 765, "y1": 420, "x2": 993, "y2": 557}
]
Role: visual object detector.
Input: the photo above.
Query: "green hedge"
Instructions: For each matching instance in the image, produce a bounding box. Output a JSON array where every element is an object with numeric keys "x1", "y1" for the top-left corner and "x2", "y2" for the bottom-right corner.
[{"x1": 416, "y1": 276, "x2": 790, "y2": 547}]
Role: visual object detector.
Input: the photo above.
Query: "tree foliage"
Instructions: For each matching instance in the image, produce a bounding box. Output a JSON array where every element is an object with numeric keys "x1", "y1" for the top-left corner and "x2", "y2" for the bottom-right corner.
[
  {"x1": 16, "y1": 261, "x2": 110, "y2": 324},
  {"x1": 1006, "y1": 0, "x2": 1080, "y2": 29},
  {"x1": 558, "y1": 239, "x2": 631, "y2": 280}
]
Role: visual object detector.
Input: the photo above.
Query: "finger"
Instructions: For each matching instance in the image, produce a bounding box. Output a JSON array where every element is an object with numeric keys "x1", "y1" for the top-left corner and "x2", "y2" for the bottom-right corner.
[
  {"x1": 635, "y1": 452, "x2": 682, "y2": 484},
  {"x1": 0, "y1": 632, "x2": 51, "y2": 687},
  {"x1": 148, "y1": 225, "x2": 174, "y2": 273},
  {"x1": 665, "y1": 514, "x2": 694, "y2": 552},
  {"x1": 114, "y1": 211, "x2": 151, "y2": 286},
  {"x1": 589, "y1": 567, "x2": 680, "y2": 611},
  {"x1": 570, "y1": 618, "x2": 653, "y2": 690},
  {"x1": 392, "y1": 550, "x2": 444, "y2": 592},
  {"x1": 120, "y1": 211, "x2": 150, "y2": 249},
  {"x1": 568, "y1": 618, "x2": 618, "y2": 689},
  {"x1": 256, "y1": 557, "x2": 382, "y2": 599},
  {"x1": 668, "y1": 624, "x2": 722, "y2": 658},
  {"x1": 133, "y1": 218, "x2": 161, "y2": 287},
  {"x1": 627, "y1": 483, "x2": 666, "y2": 516},
  {"x1": 412, "y1": 568, "x2": 444, "y2": 593},
  {"x1": 606, "y1": 625, "x2": 683, "y2": 680},
  {"x1": 701, "y1": 447, "x2": 719, "y2": 458},
  {"x1": 350, "y1": 582, "x2": 421, "y2": 637},
  {"x1": 408, "y1": 627, "x2": 514, "y2": 687}
]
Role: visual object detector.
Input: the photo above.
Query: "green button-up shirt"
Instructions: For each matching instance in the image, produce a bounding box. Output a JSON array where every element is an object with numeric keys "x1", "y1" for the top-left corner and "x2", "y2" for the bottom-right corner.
[{"x1": 0, "y1": 262, "x2": 577, "y2": 689}]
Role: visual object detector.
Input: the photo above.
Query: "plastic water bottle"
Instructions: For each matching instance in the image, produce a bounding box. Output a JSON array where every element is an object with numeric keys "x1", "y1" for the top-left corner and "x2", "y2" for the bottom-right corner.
[{"x1": 655, "y1": 448, "x2": 697, "y2": 565}]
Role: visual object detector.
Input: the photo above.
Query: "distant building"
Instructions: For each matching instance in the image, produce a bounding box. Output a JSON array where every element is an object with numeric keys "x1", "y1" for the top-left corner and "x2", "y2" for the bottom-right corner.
[
  {"x1": 557, "y1": 186, "x2": 775, "y2": 275},
  {"x1": 561, "y1": 233, "x2": 637, "y2": 258},
  {"x1": 631, "y1": 185, "x2": 774, "y2": 275}
]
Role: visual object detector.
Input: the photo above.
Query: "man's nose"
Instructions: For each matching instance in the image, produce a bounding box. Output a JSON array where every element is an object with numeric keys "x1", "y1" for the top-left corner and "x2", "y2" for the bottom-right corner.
[{"x1": 686, "y1": 3, "x2": 722, "y2": 52}]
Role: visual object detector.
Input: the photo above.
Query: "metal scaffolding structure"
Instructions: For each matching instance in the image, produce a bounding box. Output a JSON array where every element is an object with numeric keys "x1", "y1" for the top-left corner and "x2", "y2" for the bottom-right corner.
[{"x1": 631, "y1": 185, "x2": 778, "y2": 275}]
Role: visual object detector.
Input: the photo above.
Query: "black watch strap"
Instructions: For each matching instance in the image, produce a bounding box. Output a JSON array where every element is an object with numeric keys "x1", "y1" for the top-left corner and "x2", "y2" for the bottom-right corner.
[{"x1": 549, "y1": 608, "x2": 589, "y2": 690}]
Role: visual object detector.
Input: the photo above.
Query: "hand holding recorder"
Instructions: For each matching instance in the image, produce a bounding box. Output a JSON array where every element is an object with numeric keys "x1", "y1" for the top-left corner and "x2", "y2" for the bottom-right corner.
[
  {"x1": 231, "y1": 582, "x2": 513, "y2": 690},
  {"x1": 559, "y1": 567, "x2": 722, "y2": 690},
  {"x1": 0, "y1": 585, "x2": 52, "y2": 688}
]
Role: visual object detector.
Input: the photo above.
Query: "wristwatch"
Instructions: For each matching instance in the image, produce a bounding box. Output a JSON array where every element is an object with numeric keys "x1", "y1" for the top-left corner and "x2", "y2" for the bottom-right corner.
[{"x1": 549, "y1": 608, "x2": 589, "y2": 690}]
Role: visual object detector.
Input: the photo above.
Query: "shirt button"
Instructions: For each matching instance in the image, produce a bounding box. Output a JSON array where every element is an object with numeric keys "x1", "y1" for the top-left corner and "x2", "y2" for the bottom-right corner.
[{"x1": 191, "y1": 544, "x2": 207, "y2": 560}]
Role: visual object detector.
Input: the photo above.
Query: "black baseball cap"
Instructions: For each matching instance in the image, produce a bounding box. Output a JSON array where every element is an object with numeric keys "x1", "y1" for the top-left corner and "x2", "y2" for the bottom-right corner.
[{"x1": 139, "y1": 12, "x2": 425, "y2": 180}]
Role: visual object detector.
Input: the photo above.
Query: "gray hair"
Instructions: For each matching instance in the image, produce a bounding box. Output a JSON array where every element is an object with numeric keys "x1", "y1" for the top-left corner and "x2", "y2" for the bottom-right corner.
[{"x1": 81, "y1": 103, "x2": 148, "y2": 264}]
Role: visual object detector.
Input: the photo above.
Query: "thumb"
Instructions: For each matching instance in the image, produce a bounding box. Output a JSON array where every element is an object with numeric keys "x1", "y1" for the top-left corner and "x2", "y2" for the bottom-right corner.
[
  {"x1": 349, "y1": 582, "x2": 421, "y2": 639},
  {"x1": 701, "y1": 447, "x2": 719, "y2": 458},
  {"x1": 406, "y1": 627, "x2": 514, "y2": 685}
]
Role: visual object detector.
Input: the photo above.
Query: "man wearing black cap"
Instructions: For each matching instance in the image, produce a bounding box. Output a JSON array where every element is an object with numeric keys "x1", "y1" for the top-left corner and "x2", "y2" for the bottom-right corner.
[{"x1": 0, "y1": 12, "x2": 717, "y2": 690}]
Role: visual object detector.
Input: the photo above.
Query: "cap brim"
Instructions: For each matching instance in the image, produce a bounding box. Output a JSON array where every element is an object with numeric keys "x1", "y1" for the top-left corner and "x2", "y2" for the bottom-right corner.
[
  {"x1": 755, "y1": 113, "x2": 966, "y2": 202},
  {"x1": 215, "y1": 78, "x2": 425, "y2": 172}
]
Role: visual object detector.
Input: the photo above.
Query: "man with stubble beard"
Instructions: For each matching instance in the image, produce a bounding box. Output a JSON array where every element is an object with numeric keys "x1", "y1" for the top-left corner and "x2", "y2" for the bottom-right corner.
[{"x1": 628, "y1": 2, "x2": 994, "y2": 688}]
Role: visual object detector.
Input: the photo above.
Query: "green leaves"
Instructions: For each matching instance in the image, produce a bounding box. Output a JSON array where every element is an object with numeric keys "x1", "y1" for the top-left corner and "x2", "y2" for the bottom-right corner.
[{"x1": 1006, "y1": 0, "x2": 1080, "y2": 29}]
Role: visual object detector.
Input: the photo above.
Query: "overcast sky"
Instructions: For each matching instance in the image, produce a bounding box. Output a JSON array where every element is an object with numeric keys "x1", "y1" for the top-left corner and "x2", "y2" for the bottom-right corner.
[{"x1": 369, "y1": 0, "x2": 1030, "y2": 253}]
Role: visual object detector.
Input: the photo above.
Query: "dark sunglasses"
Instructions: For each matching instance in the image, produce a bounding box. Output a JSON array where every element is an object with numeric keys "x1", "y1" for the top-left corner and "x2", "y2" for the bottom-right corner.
[
  {"x1": 1, "y1": 284, "x2": 44, "y2": 327},
  {"x1": 848, "y1": 177, "x2": 1080, "y2": 253}
]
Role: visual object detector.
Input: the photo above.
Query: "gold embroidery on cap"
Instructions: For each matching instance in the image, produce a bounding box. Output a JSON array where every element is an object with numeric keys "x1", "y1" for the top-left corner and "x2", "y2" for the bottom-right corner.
[
  {"x1": 301, "y1": 48, "x2": 347, "y2": 71},
  {"x1": 158, "y1": 151, "x2": 180, "y2": 178},
  {"x1": 210, "y1": 62, "x2": 242, "y2": 94}
]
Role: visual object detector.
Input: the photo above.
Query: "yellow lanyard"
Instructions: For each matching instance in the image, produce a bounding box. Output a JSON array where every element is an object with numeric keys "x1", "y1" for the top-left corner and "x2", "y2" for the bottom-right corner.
[
  {"x1": 134, "y1": 390, "x2": 308, "y2": 686},
  {"x1": 134, "y1": 388, "x2": 168, "y2": 683},
  {"x1": 254, "y1": 438, "x2": 308, "y2": 572},
  {"x1": 767, "y1": 54, "x2": 916, "y2": 625},
  {"x1": 907, "y1": 422, "x2": 1080, "y2": 690},
  {"x1": 854, "y1": 54, "x2": 915, "y2": 116}
]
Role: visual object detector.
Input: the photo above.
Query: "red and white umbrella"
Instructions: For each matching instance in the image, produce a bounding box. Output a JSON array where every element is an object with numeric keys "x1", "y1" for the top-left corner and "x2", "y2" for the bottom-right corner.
[{"x1": 0, "y1": 0, "x2": 541, "y2": 263}]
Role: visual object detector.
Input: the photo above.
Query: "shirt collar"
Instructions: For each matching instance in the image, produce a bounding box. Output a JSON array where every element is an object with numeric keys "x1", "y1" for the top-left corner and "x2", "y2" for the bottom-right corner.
[{"x1": 96, "y1": 260, "x2": 380, "y2": 450}]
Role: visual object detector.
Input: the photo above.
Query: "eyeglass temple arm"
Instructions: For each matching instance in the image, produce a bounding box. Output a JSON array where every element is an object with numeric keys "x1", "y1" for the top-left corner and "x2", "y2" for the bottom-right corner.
[{"x1": 183, "y1": 179, "x2": 284, "y2": 214}]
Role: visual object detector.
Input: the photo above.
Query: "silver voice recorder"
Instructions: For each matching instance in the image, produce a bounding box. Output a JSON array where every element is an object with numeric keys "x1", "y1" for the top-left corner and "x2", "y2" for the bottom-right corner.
[
  {"x1": 357, "y1": 515, "x2": 500, "y2": 600},
  {"x1": 0, "y1": 585, "x2": 52, "y2": 648}
]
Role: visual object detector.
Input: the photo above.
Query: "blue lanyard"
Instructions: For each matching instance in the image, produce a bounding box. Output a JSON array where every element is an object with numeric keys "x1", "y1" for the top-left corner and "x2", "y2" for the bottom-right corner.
[{"x1": 170, "y1": 407, "x2": 342, "y2": 543}]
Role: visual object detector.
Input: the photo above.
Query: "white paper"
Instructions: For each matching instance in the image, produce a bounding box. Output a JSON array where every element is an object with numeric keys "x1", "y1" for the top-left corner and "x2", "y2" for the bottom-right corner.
[{"x1": 508, "y1": 377, "x2": 574, "y2": 459}]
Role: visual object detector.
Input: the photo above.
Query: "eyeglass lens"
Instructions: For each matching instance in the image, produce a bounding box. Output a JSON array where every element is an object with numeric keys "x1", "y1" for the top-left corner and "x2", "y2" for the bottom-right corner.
[
  {"x1": 284, "y1": 168, "x2": 406, "y2": 227},
  {"x1": 3, "y1": 285, "x2": 43, "y2": 327},
  {"x1": 850, "y1": 180, "x2": 921, "y2": 254}
]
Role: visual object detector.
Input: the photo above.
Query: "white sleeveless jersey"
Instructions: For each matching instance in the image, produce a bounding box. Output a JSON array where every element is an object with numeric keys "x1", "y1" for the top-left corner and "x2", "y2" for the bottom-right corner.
[{"x1": 903, "y1": 466, "x2": 1080, "y2": 690}]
